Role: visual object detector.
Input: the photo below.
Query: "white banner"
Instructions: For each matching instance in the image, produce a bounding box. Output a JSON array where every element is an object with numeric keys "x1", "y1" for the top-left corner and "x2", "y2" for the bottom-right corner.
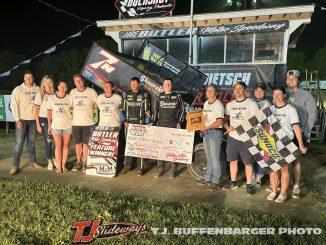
[
  {"x1": 86, "y1": 126, "x2": 119, "y2": 178},
  {"x1": 125, "y1": 124, "x2": 194, "y2": 164}
]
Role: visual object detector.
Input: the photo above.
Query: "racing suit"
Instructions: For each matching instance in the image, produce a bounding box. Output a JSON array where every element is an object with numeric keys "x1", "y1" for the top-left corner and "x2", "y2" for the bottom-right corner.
[
  {"x1": 153, "y1": 92, "x2": 185, "y2": 176},
  {"x1": 120, "y1": 90, "x2": 151, "y2": 174}
]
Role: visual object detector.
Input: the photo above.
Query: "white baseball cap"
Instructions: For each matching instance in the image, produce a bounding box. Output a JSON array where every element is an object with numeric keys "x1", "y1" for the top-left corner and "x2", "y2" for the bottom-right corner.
[{"x1": 287, "y1": 70, "x2": 300, "y2": 77}]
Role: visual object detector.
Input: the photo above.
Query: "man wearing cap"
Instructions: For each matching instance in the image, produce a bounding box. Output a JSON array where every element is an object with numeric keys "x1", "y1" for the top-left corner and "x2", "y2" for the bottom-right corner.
[
  {"x1": 286, "y1": 70, "x2": 317, "y2": 199},
  {"x1": 222, "y1": 81, "x2": 259, "y2": 195}
]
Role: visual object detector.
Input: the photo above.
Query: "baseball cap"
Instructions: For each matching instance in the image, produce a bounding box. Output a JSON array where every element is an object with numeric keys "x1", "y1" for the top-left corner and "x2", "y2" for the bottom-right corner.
[
  {"x1": 272, "y1": 86, "x2": 286, "y2": 95},
  {"x1": 232, "y1": 81, "x2": 247, "y2": 89},
  {"x1": 254, "y1": 83, "x2": 267, "y2": 91},
  {"x1": 287, "y1": 70, "x2": 300, "y2": 77}
]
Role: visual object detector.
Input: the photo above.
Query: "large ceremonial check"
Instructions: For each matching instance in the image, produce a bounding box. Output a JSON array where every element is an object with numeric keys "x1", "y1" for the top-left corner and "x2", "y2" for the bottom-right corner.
[
  {"x1": 86, "y1": 126, "x2": 119, "y2": 178},
  {"x1": 125, "y1": 124, "x2": 195, "y2": 164}
]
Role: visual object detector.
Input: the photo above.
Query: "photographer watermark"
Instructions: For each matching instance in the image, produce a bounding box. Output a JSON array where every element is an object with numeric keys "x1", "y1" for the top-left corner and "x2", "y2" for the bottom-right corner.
[{"x1": 151, "y1": 227, "x2": 322, "y2": 235}]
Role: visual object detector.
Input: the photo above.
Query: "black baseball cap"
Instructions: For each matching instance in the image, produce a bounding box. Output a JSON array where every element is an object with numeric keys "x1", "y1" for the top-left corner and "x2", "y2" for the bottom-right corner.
[
  {"x1": 254, "y1": 83, "x2": 267, "y2": 91},
  {"x1": 232, "y1": 81, "x2": 247, "y2": 89}
]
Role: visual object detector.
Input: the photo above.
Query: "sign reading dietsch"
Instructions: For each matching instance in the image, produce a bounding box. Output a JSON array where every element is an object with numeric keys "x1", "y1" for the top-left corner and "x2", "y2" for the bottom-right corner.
[{"x1": 115, "y1": 0, "x2": 176, "y2": 19}]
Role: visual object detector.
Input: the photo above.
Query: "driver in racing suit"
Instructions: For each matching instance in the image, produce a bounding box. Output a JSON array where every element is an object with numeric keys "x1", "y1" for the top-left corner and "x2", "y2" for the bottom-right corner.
[
  {"x1": 120, "y1": 77, "x2": 151, "y2": 176},
  {"x1": 153, "y1": 78, "x2": 185, "y2": 178}
]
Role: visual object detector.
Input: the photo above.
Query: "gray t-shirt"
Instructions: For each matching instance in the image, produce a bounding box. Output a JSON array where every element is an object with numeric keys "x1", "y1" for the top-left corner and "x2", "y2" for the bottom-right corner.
[{"x1": 287, "y1": 88, "x2": 317, "y2": 138}]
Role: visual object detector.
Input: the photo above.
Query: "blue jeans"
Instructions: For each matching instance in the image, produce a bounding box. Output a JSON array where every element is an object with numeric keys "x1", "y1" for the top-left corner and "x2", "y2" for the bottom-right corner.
[
  {"x1": 40, "y1": 117, "x2": 54, "y2": 160},
  {"x1": 253, "y1": 161, "x2": 265, "y2": 178},
  {"x1": 12, "y1": 120, "x2": 37, "y2": 168},
  {"x1": 203, "y1": 129, "x2": 223, "y2": 184}
]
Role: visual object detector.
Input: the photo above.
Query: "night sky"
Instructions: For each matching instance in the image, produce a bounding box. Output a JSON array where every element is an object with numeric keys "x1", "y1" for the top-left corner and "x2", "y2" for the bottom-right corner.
[{"x1": 0, "y1": 0, "x2": 325, "y2": 59}]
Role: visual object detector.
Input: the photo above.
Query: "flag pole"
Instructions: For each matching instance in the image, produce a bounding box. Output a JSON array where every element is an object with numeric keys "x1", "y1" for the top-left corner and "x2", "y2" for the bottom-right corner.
[{"x1": 188, "y1": 0, "x2": 194, "y2": 65}]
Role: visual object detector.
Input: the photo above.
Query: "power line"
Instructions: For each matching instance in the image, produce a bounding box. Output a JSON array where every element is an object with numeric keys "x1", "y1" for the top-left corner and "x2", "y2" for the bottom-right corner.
[{"x1": 37, "y1": 0, "x2": 96, "y2": 24}]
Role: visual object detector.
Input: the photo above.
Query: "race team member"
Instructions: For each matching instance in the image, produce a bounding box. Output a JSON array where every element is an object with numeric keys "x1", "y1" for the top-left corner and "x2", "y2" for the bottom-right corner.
[
  {"x1": 70, "y1": 74, "x2": 98, "y2": 172},
  {"x1": 96, "y1": 80, "x2": 122, "y2": 127},
  {"x1": 251, "y1": 82, "x2": 271, "y2": 189},
  {"x1": 286, "y1": 70, "x2": 317, "y2": 198},
  {"x1": 197, "y1": 84, "x2": 224, "y2": 191},
  {"x1": 120, "y1": 77, "x2": 151, "y2": 176},
  {"x1": 47, "y1": 81, "x2": 73, "y2": 173},
  {"x1": 222, "y1": 81, "x2": 259, "y2": 195},
  {"x1": 35, "y1": 75, "x2": 55, "y2": 170},
  {"x1": 153, "y1": 78, "x2": 185, "y2": 178},
  {"x1": 267, "y1": 86, "x2": 307, "y2": 203},
  {"x1": 10, "y1": 70, "x2": 42, "y2": 175}
]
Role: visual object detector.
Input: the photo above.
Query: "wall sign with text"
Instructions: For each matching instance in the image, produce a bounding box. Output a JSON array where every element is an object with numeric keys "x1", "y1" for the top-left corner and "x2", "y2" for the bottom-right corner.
[{"x1": 115, "y1": 0, "x2": 176, "y2": 19}]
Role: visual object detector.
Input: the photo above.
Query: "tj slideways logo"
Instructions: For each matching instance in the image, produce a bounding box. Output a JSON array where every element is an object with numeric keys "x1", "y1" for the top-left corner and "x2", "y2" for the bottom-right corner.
[{"x1": 72, "y1": 220, "x2": 148, "y2": 243}]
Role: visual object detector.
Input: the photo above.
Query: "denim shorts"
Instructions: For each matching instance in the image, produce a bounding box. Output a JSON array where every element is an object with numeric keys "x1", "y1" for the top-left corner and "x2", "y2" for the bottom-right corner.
[{"x1": 52, "y1": 127, "x2": 72, "y2": 135}]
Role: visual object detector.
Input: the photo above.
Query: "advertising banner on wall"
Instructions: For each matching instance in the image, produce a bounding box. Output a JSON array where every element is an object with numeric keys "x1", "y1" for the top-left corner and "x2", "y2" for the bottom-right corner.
[
  {"x1": 115, "y1": 0, "x2": 176, "y2": 19},
  {"x1": 119, "y1": 20, "x2": 288, "y2": 39},
  {"x1": 125, "y1": 124, "x2": 195, "y2": 164},
  {"x1": 0, "y1": 95, "x2": 15, "y2": 122},
  {"x1": 197, "y1": 64, "x2": 275, "y2": 105},
  {"x1": 86, "y1": 126, "x2": 120, "y2": 178}
]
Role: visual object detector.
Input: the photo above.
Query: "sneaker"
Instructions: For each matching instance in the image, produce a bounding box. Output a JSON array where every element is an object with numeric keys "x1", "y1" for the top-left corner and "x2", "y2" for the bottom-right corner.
[
  {"x1": 267, "y1": 192, "x2": 277, "y2": 201},
  {"x1": 292, "y1": 185, "x2": 301, "y2": 199},
  {"x1": 31, "y1": 163, "x2": 44, "y2": 169},
  {"x1": 252, "y1": 180, "x2": 261, "y2": 189},
  {"x1": 208, "y1": 183, "x2": 221, "y2": 191},
  {"x1": 47, "y1": 163, "x2": 54, "y2": 171},
  {"x1": 82, "y1": 165, "x2": 87, "y2": 172},
  {"x1": 155, "y1": 171, "x2": 163, "y2": 178},
  {"x1": 169, "y1": 172, "x2": 176, "y2": 179},
  {"x1": 246, "y1": 184, "x2": 255, "y2": 195},
  {"x1": 72, "y1": 162, "x2": 82, "y2": 171},
  {"x1": 266, "y1": 185, "x2": 281, "y2": 193},
  {"x1": 9, "y1": 167, "x2": 19, "y2": 175},
  {"x1": 137, "y1": 169, "x2": 144, "y2": 176},
  {"x1": 63, "y1": 168, "x2": 69, "y2": 173},
  {"x1": 222, "y1": 181, "x2": 238, "y2": 190},
  {"x1": 275, "y1": 194, "x2": 288, "y2": 203},
  {"x1": 197, "y1": 179, "x2": 212, "y2": 186}
]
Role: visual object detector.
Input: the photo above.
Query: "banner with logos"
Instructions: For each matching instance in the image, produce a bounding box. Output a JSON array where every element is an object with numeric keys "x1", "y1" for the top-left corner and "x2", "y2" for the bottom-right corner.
[
  {"x1": 125, "y1": 124, "x2": 194, "y2": 164},
  {"x1": 115, "y1": 0, "x2": 176, "y2": 19},
  {"x1": 0, "y1": 95, "x2": 15, "y2": 122},
  {"x1": 119, "y1": 20, "x2": 289, "y2": 39},
  {"x1": 86, "y1": 126, "x2": 120, "y2": 178},
  {"x1": 196, "y1": 64, "x2": 275, "y2": 105}
]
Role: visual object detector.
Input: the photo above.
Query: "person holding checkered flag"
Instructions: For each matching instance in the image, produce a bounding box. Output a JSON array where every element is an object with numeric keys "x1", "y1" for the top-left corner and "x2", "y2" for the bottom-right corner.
[
  {"x1": 266, "y1": 86, "x2": 307, "y2": 203},
  {"x1": 222, "y1": 81, "x2": 259, "y2": 195}
]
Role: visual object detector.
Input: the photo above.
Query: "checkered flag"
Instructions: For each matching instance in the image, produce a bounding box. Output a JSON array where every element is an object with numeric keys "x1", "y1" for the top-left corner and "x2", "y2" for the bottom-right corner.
[
  {"x1": 235, "y1": 107, "x2": 301, "y2": 173},
  {"x1": 119, "y1": 0, "x2": 138, "y2": 17}
]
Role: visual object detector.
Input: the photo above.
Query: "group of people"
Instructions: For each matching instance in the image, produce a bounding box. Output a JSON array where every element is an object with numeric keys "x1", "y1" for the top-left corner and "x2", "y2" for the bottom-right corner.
[
  {"x1": 9, "y1": 73, "x2": 184, "y2": 179},
  {"x1": 10, "y1": 72, "x2": 97, "y2": 174},
  {"x1": 9, "y1": 69, "x2": 317, "y2": 202},
  {"x1": 198, "y1": 70, "x2": 316, "y2": 203}
]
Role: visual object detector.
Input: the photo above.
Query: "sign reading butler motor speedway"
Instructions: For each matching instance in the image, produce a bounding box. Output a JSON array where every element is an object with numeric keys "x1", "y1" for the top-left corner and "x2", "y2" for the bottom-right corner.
[
  {"x1": 115, "y1": 0, "x2": 176, "y2": 19},
  {"x1": 86, "y1": 126, "x2": 119, "y2": 178},
  {"x1": 125, "y1": 124, "x2": 195, "y2": 164}
]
